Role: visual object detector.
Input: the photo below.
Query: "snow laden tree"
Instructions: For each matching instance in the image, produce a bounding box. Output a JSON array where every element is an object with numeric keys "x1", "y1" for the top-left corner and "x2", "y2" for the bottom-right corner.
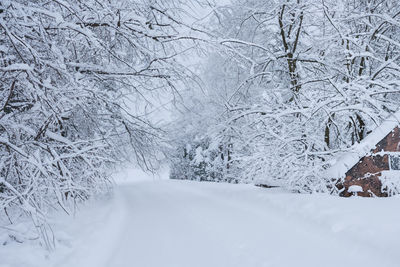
[
  {"x1": 170, "y1": 0, "x2": 400, "y2": 193},
  {"x1": 0, "y1": 0, "x2": 201, "y2": 247},
  {"x1": 321, "y1": 0, "x2": 400, "y2": 148},
  {"x1": 168, "y1": 84, "x2": 236, "y2": 183}
]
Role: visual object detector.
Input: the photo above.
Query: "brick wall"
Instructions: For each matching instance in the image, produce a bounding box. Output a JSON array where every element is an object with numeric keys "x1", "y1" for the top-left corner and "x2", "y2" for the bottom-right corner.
[{"x1": 339, "y1": 127, "x2": 400, "y2": 197}]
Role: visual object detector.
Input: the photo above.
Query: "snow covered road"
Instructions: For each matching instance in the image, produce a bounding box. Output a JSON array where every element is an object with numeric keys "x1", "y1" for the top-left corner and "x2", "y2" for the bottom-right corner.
[
  {"x1": 3, "y1": 178, "x2": 400, "y2": 267},
  {"x1": 66, "y1": 180, "x2": 400, "y2": 267}
]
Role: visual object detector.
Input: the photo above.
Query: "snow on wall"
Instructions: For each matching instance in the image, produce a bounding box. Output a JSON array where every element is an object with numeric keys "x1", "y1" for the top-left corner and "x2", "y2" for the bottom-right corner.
[{"x1": 324, "y1": 110, "x2": 400, "y2": 179}]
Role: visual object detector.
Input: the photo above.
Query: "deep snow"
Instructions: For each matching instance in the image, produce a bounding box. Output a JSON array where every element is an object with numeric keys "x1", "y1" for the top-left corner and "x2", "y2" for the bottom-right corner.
[{"x1": 1, "y1": 169, "x2": 400, "y2": 267}]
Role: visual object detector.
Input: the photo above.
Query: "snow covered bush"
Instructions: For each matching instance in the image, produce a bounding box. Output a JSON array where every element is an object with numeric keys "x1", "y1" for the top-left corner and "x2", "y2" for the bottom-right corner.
[{"x1": 169, "y1": 135, "x2": 236, "y2": 182}]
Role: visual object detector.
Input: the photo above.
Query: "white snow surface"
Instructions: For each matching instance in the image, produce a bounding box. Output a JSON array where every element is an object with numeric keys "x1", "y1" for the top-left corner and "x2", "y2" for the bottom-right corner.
[
  {"x1": 1, "y1": 169, "x2": 400, "y2": 267},
  {"x1": 324, "y1": 110, "x2": 400, "y2": 179},
  {"x1": 348, "y1": 185, "x2": 363, "y2": 193}
]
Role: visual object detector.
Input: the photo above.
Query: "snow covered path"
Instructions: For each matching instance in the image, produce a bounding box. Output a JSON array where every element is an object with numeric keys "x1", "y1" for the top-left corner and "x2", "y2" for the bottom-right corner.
[
  {"x1": 65, "y1": 180, "x2": 400, "y2": 267},
  {"x1": 3, "y1": 178, "x2": 400, "y2": 267}
]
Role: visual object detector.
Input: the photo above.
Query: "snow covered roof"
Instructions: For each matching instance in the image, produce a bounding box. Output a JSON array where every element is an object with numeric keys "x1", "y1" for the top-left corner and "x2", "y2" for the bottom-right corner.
[{"x1": 324, "y1": 110, "x2": 400, "y2": 179}]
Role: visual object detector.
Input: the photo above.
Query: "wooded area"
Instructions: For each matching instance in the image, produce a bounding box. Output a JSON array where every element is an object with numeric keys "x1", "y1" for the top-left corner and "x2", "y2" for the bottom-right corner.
[
  {"x1": 169, "y1": 0, "x2": 400, "y2": 195},
  {"x1": 1, "y1": 0, "x2": 400, "y2": 248}
]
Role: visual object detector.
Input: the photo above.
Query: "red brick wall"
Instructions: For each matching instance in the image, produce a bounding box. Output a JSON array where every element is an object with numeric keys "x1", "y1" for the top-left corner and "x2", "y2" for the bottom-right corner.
[{"x1": 339, "y1": 127, "x2": 400, "y2": 197}]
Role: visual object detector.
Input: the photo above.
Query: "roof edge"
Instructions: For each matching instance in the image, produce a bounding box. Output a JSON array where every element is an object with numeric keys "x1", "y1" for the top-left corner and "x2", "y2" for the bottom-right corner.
[{"x1": 323, "y1": 110, "x2": 400, "y2": 179}]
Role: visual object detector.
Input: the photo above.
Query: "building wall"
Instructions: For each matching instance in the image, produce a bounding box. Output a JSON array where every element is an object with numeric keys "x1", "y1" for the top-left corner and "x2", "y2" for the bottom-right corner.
[{"x1": 339, "y1": 127, "x2": 400, "y2": 197}]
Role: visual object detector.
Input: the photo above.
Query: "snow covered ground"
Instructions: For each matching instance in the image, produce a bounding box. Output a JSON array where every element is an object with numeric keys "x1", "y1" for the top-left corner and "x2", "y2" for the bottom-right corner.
[{"x1": 1, "y1": 169, "x2": 400, "y2": 267}]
